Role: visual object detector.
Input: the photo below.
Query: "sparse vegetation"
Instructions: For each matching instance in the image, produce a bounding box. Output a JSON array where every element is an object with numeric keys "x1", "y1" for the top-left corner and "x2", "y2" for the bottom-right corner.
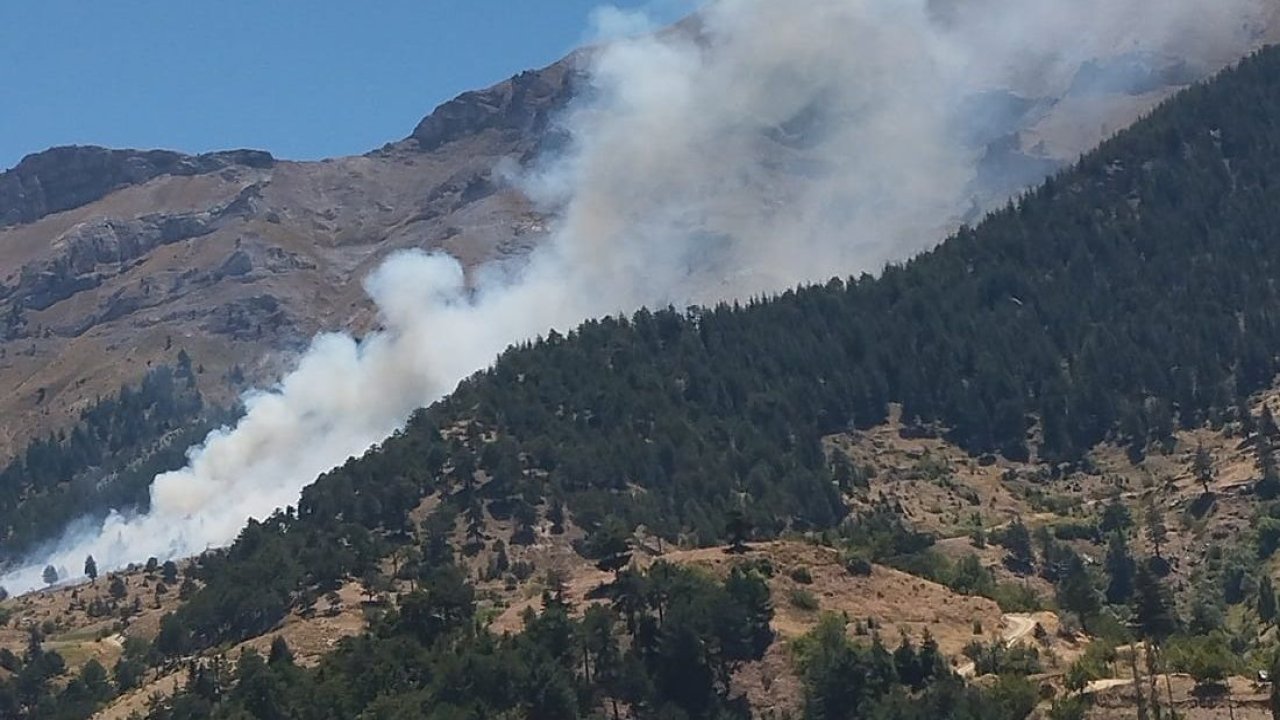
[
  {"x1": 789, "y1": 587, "x2": 820, "y2": 611},
  {"x1": 789, "y1": 565, "x2": 814, "y2": 584}
]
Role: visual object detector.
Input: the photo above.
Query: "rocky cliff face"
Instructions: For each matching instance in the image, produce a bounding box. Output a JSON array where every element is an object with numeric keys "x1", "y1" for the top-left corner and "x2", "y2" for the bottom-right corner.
[
  {"x1": 0, "y1": 146, "x2": 273, "y2": 228},
  {"x1": 0, "y1": 63, "x2": 560, "y2": 458},
  {"x1": 410, "y1": 57, "x2": 583, "y2": 155}
]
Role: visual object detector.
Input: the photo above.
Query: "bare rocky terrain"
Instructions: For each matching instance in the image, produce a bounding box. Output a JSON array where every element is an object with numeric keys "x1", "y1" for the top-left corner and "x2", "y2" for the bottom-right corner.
[{"x1": 0, "y1": 60, "x2": 579, "y2": 460}]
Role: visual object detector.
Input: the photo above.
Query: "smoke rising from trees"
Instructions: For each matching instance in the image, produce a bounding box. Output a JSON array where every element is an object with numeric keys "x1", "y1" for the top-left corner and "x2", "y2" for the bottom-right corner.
[{"x1": 1, "y1": 0, "x2": 1270, "y2": 593}]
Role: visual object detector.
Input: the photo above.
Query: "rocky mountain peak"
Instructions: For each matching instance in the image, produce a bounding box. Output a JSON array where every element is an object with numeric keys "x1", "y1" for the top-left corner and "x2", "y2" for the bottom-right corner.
[
  {"x1": 0, "y1": 145, "x2": 273, "y2": 229},
  {"x1": 409, "y1": 56, "x2": 585, "y2": 153}
]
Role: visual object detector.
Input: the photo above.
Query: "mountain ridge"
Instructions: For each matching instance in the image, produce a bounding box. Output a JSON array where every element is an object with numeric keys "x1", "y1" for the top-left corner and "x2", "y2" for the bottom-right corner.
[
  {"x1": 10, "y1": 39, "x2": 1280, "y2": 718},
  {"x1": 0, "y1": 15, "x2": 1277, "y2": 565},
  {"x1": 0, "y1": 146, "x2": 274, "y2": 229}
]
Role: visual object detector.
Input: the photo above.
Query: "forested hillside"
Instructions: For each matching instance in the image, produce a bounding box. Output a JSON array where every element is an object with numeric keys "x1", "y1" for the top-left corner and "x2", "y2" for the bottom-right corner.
[
  {"x1": 0, "y1": 357, "x2": 225, "y2": 561},
  {"x1": 9, "y1": 36, "x2": 1280, "y2": 720},
  {"x1": 339, "y1": 38, "x2": 1280, "y2": 545}
]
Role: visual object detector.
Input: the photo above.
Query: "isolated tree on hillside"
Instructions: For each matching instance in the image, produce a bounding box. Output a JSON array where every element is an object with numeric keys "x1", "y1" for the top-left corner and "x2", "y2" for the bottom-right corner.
[
  {"x1": 1258, "y1": 443, "x2": 1280, "y2": 500},
  {"x1": 1261, "y1": 575, "x2": 1278, "y2": 625},
  {"x1": 1105, "y1": 531, "x2": 1137, "y2": 604},
  {"x1": 1099, "y1": 496, "x2": 1133, "y2": 534},
  {"x1": 268, "y1": 636, "x2": 294, "y2": 666},
  {"x1": 547, "y1": 496, "x2": 566, "y2": 535},
  {"x1": 84, "y1": 555, "x2": 97, "y2": 582},
  {"x1": 725, "y1": 510, "x2": 752, "y2": 554},
  {"x1": 42, "y1": 565, "x2": 57, "y2": 586},
  {"x1": 464, "y1": 498, "x2": 486, "y2": 552},
  {"x1": 80, "y1": 658, "x2": 111, "y2": 702},
  {"x1": 1002, "y1": 517, "x2": 1035, "y2": 574},
  {"x1": 589, "y1": 521, "x2": 633, "y2": 578},
  {"x1": 1193, "y1": 443, "x2": 1214, "y2": 495},
  {"x1": 1263, "y1": 405, "x2": 1280, "y2": 439},
  {"x1": 1271, "y1": 653, "x2": 1280, "y2": 720},
  {"x1": 1056, "y1": 552, "x2": 1101, "y2": 625},
  {"x1": 1132, "y1": 563, "x2": 1179, "y2": 643},
  {"x1": 1143, "y1": 499, "x2": 1167, "y2": 562}
]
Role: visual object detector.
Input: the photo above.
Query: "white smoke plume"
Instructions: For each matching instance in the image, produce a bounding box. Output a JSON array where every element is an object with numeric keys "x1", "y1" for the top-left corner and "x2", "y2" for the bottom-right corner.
[{"x1": 1, "y1": 0, "x2": 1271, "y2": 593}]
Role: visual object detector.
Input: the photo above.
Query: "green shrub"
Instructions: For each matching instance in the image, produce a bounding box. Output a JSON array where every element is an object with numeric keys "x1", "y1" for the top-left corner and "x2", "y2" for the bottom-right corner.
[
  {"x1": 985, "y1": 675, "x2": 1039, "y2": 719},
  {"x1": 989, "y1": 582, "x2": 1043, "y2": 613},
  {"x1": 844, "y1": 554, "x2": 873, "y2": 577},
  {"x1": 789, "y1": 566, "x2": 814, "y2": 584},
  {"x1": 1165, "y1": 633, "x2": 1241, "y2": 690},
  {"x1": 789, "y1": 588, "x2": 820, "y2": 611},
  {"x1": 739, "y1": 557, "x2": 775, "y2": 578},
  {"x1": 1052, "y1": 521, "x2": 1097, "y2": 542},
  {"x1": 962, "y1": 639, "x2": 1042, "y2": 676},
  {"x1": 1259, "y1": 517, "x2": 1280, "y2": 559}
]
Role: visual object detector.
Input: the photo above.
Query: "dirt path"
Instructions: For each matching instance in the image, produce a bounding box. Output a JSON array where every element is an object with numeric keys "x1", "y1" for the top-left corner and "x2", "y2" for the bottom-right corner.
[
  {"x1": 1002, "y1": 613, "x2": 1038, "y2": 644},
  {"x1": 1083, "y1": 677, "x2": 1134, "y2": 694},
  {"x1": 956, "y1": 613, "x2": 1040, "y2": 677}
]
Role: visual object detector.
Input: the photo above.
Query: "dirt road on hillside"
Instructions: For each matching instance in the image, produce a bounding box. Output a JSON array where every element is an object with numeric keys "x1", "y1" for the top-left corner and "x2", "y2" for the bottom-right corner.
[{"x1": 956, "y1": 613, "x2": 1040, "y2": 677}]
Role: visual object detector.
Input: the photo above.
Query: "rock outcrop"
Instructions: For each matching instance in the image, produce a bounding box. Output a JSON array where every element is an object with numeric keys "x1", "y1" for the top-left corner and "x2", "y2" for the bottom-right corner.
[
  {"x1": 410, "y1": 58, "x2": 583, "y2": 153},
  {"x1": 0, "y1": 146, "x2": 273, "y2": 228}
]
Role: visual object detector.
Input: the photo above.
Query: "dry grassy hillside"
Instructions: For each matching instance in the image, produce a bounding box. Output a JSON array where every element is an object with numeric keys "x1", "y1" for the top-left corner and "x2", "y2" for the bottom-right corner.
[{"x1": 6, "y1": 384, "x2": 1280, "y2": 718}]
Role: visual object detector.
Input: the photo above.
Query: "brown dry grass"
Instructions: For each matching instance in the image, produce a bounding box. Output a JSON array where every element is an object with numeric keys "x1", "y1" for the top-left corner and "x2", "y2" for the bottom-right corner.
[
  {"x1": 1086, "y1": 672, "x2": 1274, "y2": 720},
  {"x1": 829, "y1": 407, "x2": 1035, "y2": 537},
  {"x1": 0, "y1": 567, "x2": 188, "y2": 673},
  {"x1": 226, "y1": 582, "x2": 367, "y2": 667}
]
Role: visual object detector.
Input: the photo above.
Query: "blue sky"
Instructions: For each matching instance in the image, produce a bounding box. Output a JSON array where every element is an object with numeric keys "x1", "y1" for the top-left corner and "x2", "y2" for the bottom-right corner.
[{"x1": 0, "y1": 1, "x2": 686, "y2": 170}]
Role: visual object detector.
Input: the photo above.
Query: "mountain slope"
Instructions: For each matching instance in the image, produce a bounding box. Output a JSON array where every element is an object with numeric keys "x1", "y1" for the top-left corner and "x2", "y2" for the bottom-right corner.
[
  {"x1": 95, "y1": 39, "x2": 1280, "y2": 720},
  {"x1": 9, "y1": 34, "x2": 1280, "y2": 720},
  {"x1": 0, "y1": 30, "x2": 1273, "y2": 471},
  {"x1": 168, "y1": 38, "x2": 1280, "y2": 665},
  {"x1": 0, "y1": 56, "x2": 585, "y2": 469}
]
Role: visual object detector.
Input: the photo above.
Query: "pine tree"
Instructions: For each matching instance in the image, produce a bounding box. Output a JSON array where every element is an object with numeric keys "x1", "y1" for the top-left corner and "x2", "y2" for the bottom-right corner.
[
  {"x1": 42, "y1": 565, "x2": 57, "y2": 586},
  {"x1": 1193, "y1": 443, "x2": 1213, "y2": 495},
  {"x1": 1131, "y1": 563, "x2": 1179, "y2": 643},
  {"x1": 1002, "y1": 516, "x2": 1035, "y2": 574},
  {"x1": 725, "y1": 510, "x2": 752, "y2": 554},
  {"x1": 1105, "y1": 531, "x2": 1137, "y2": 604},
  {"x1": 1057, "y1": 553, "x2": 1101, "y2": 625},
  {"x1": 1100, "y1": 496, "x2": 1133, "y2": 534},
  {"x1": 1259, "y1": 439, "x2": 1280, "y2": 500},
  {"x1": 590, "y1": 522, "x2": 633, "y2": 578},
  {"x1": 1271, "y1": 652, "x2": 1280, "y2": 720},
  {"x1": 464, "y1": 497, "x2": 486, "y2": 552},
  {"x1": 268, "y1": 636, "x2": 294, "y2": 665},
  {"x1": 84, "y1": 555, "x2": 97, "y2": 582},
  {"x1": 1143, "y1": 498, "x2": 1167, "y2": 561},
  {"x1": 1263, "y1": 405, "x2": 1280, "y2": 439},
  {"x1": 1261, "y1": 575, "x2": 1278, "y2": 625}
]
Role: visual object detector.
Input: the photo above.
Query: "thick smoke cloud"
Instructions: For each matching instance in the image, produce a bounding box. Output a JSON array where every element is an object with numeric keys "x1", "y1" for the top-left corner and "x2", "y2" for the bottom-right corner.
[{"x1": 1, "y1": 0, "x2": 1270, "y2": 593}]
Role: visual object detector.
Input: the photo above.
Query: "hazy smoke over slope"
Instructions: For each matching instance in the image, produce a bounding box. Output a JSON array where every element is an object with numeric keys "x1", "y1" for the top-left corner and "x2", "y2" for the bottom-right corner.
[{"x1": 1, "y1": 0, "x2": 1270, "y2": 593}]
